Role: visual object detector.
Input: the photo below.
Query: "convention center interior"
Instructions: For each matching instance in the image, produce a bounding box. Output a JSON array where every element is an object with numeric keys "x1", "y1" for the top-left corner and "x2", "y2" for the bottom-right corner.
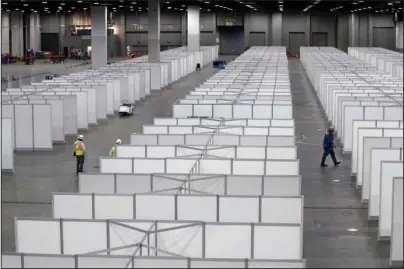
[{"x1": 1, "y1": 0, "x2": 403, "y2": 268}]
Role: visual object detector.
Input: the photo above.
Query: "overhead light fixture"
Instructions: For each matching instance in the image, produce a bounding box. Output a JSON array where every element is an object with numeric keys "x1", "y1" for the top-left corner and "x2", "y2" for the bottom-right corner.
[
  {"x1": 34, "y1": 10, "x2": 37, "y2": 12},
  {"x1": 94, "y1": 2, "x2": 99, "y2": 4},
  {"x1": 83, "y1": 7, "x2": 87, "y2": 10},
  {"x1": 15, "y1": 8, "x2": 19, "y2": 10},
  {"x1": 23, "y1": 3, "x2": 28, "y2": 6},
  {"x1": 77, "y1": 0, "x2": 82, "y2": 3},
  {"x1": 167, "y1": 6, "x2": 172, "y2": 9},
  {"x1": 205, "y1": 1, "x2": 210, "y2": 3},
  {"x1": 119, "y1": 5, "x2": 123, "y2": 7},
  {"x1": 42, "y1": 1, "x2": 47, "y2": 3},
  {"x1": 2, "y1": 2, "x2": 7, "y2": 4},
  {"x1": 180, "y1": 8, "x2": 183, "y2": 10},
  {"x1": 207, "y1": 9, "x2": 211, "y2": 11},
  {"x1": 71, "y1": 7, "x2": 75, "y2": 9},
  {"x1": 388, "y1": 2, "x2": 393, "y2": 5},
  {"x1": 303, "y1": 5, "x2": 313, "y2": 12}
]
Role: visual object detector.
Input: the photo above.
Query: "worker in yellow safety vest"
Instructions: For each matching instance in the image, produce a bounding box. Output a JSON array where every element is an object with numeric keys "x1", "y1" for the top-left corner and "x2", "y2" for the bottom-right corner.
[
  {"x1": 109, "y1": 139, "x2": 122, "y2": 158},
  {"x1": 73, "y1": 134, "x2": 86, "y2": 174}
]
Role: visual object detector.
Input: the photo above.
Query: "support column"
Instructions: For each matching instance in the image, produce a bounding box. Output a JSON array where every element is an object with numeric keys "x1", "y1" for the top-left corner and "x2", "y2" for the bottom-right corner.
[
  {"x1": 115, "y1": 13, "x2": 126, "y2": 57},
  {"x1": 349, "y1": 13, "x2": 359, "y2": 47},
  {"x1": 187, "y1": 6, "x2": 200, "y2": 51},
  {"x1": 148, "y1": 0, "x2": 160, "y2": 63},
  {"x1": 10, "y1": 12, "x2": 24, "y2": 56},
  {"x1": 91, "y1": 6, "x2": 107, "y2": 69},
  {"x1": 305, "y1": 15, "x2": 311, "y2": 46},
  {"x1": 1, "y1": 12, "x2": 10, "y2": 53},
  {"x1": 59, "y1": 14, "x2": 66, "y2": 54},
  {"x1": 29, "y1": 13, "x2": 40, "y2": 51},
  {"x1": 272, "y1": 12, "x2": 282, "y2": 46}
]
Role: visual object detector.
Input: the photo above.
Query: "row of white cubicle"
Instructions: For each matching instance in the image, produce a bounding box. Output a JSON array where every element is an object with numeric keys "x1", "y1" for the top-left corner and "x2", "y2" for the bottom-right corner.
[
  {"x1": 301, "y1": 46, "x2": 403, "y2": 266},
  {"x1": 2, "y1": 46, "x2": 306, "y2": 268},
  {"x1": 1, "y1": 46, "x2": 219, "y2": 172}
]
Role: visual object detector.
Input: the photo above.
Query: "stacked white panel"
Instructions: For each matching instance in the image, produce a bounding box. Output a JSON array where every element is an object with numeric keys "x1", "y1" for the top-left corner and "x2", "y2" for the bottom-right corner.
[
  {"x1": 4, "y1": 47, "x2": 305, "y2": 268},
  {"x1": 300, "y1": 46, "x2": 403, "y2": 265}
]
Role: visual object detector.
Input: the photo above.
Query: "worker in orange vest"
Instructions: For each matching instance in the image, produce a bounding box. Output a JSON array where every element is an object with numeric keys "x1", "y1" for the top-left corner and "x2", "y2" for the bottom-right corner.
[{"x1": 73, "y1": 134, "x2": 86, "y2": 174}]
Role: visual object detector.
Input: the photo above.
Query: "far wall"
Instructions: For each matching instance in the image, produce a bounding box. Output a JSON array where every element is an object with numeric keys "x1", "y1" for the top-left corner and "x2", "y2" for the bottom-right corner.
[{"x1": 1, "y1": 11, "x2": 400, "y2": 56}]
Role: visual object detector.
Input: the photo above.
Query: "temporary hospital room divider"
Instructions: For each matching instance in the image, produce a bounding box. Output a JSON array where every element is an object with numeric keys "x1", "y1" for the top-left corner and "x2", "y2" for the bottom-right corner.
[
  {"x1": 2, "y1": 46, "x2": 307, "y2": 268},
  {"x1": 360, "y1": 137, "x2": 403, "y2": 202},
  {"x1": 2, "y1": 118, "x2": 14, "y2": 172},
  {"x1": 3, "y1": 97, "x2": 65, "y2": 143},
  {"x1": 115, "y1": 145, "x2": 297, "y2": 160},
  {"x1": 348, "y1": 47, "x2": 403, "y2": 80},
  {"x1": 52, "y1": 193, "x2": 303, "y2": 225},
  {"x1": 1, "y1": 104, "x2": 53, "y2": 151},
  {"x1": 390, "y1": 177, "x2": 403, "y2": 267},
  {"x1": 4, "y1": 89, "x2": 88, "y2": 130},
  {"x1": 300, "y1": 46, "x2": 403, "y2": 264},
  {"x1": 78, "y1": 173, "x2": 302, "y2": 197},
  {"x1": 130, "y1": 133, "x2": 296, "y2": 147},
  {"x1": 1, "y1": 253, "x2": 306, "y2": 268},
  {"x1": 153, "y1": 117, "x2": 295, "y2": 127},
  {"x1": 99, "y1": 157, "x2": 300, "y2": 176},
  {"x1": 14, "y1": 217, "x2": 303, "y2": 260}
]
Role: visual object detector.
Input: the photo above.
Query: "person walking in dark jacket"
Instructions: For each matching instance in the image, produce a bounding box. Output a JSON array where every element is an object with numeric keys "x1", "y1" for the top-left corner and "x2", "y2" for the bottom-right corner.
[{"x1": 321, "y1": 126, "x2": 341, "y2": 167}]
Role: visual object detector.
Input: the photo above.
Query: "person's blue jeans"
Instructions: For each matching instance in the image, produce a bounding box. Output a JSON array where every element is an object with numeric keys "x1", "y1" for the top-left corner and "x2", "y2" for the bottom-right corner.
[{"x1": 76, "y1": 155, "x2": 85, "y2": 173}]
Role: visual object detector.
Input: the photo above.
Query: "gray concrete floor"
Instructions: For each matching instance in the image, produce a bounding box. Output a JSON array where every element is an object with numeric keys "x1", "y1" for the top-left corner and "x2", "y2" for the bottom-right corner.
[{"x1": 1, "y1": 57, "x2": 389, "y2": 267}]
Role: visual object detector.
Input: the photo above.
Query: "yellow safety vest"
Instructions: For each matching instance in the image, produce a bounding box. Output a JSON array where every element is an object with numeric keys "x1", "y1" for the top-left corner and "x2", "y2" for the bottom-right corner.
[
  {"x1": 74, "y1": 142, "x2": 84, "y2": 156},
  {"x1": 111, "y1": 146, "x2": 116, "y2": 158}
]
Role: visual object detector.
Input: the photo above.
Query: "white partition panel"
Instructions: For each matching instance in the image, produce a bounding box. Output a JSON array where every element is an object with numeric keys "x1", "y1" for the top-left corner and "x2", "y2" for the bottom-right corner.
[
  {"x1": 15, "y1": 218, "x2": 302, "y2": 259},
  {"x1": 78, "y1": 173, "x2": 301, "y2": 196},
  {"x1": 52, "y1": 193, "x2": 303, "y2": 225},
  {"x1": 16, "y1": 219, "x2": 61, "y2": 254},
  {"x1": 99, "y1": 157, "x2": 299, "y2": 176},
  {"x1": 369, "y1": 148, "x2": 403, "y2": 219},
  {"x1": 361, "y1": 137, "x2": 403, "y2": 202},
  {"x1": 1, "y1": 254, "x2": 22, "y2": 268},
  {"x1": 100, "y1": 158, "x2": 133, "y2": 174},
  {"x1": 2, "y1": 118, "x2": 14, "y2": 172},
  {"x1": 352, "y1": 128, "x2": 402, "y2": 175},
  {"x1": 33, "y1": 104, "x2": 53, "y2": 149},
  {"x1": 24, "y1": 254, "x2": 75, "y2": 268},
  {"x1": 53, "y1": 194, "x2": 93, "y2": 219},
  {"x1": 352, "y1": 121, "x2": 402, "y2": 175},
  {"x1": 14, "y1": 104, "x2": 34, "y2": 150},
  {"x1": 390, "y1": 177, "x2": 403, "y2": 266},
  {"x1": 379, "y1": 161, "x2": 403, "y2": 239},
  {"x1": 116, "y1": 145, "x2": 296, "y2": 160},
  {"x1": 1, "y1": 254, "x2": 306, "y2": 268},
  {"x1": 130, "y1": 133, "x2": 296, "y2": 147}
]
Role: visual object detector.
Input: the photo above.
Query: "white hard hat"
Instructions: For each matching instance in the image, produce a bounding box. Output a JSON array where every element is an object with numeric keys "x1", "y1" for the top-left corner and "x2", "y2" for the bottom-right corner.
[
  {"x1": 116, "y1": 139, "x2": 122, "y2": 144},
  {"x1": 77, "y1": 134, "x2": 84, "y2": 140}
]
